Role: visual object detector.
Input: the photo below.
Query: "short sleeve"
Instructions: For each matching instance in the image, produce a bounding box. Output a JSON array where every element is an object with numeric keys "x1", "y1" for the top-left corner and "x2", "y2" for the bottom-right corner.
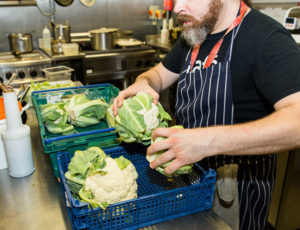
[
  {"x1": 162, "y1": 39, "x2": 187, "y2": 74},
  {"x1": 255, "y1": 29, "x2": 300, "y2": 105}
]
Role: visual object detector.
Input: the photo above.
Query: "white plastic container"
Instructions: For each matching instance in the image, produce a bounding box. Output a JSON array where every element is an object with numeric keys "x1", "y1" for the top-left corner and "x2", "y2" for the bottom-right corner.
[
  {"x1": 42, "y1": 66, "x2": 74, "y2": 81},
  {"x1": 43, "y1": 26, "x2": 51, "y2": 52},
  {"x1": 1, "y1": 92, "x2": 34, "y2": 177},
  {"x1": 0, "y1": 119, "x2": 7, "y2": 170},
  {"x1": 2, "y1": 125, "x2": 34, "y2": 177}
]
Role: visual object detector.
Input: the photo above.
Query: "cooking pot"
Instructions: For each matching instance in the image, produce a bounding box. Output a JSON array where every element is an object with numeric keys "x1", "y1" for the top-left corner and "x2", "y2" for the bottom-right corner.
[
  {"x1": 8, "y1": 33, "x2": 33, "y2": 55},
  {"x1": 89, "y1": 27, "x2": 118, "y2": 50},
  {"x1": 55, "y1": 0, "x2": 73, "y2": 6},
  {"x1": 54, "y1": 24, "x2": 71, "y2": 43}
]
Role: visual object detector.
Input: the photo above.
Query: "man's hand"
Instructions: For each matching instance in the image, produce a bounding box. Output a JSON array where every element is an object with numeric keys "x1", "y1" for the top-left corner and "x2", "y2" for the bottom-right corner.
[
  {"x1": 112, "y1": 79, "x2": 159, "y2": 116},
  {"x1": 147, "y1": 127, "x2": 214, "y2": 175}
]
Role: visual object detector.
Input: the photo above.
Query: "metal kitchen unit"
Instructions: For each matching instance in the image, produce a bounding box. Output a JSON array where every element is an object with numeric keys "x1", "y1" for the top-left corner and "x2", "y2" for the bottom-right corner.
[
  {"x1": 82, "y1": 46, "x2": 156, "y2": 89},
  {"x1": 0, "y1": 50, "x2": 51, "y2": 87}
]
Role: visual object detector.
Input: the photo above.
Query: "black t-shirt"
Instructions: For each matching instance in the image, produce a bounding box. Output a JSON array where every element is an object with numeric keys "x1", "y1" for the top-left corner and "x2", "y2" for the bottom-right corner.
[{"x1": 162, "y1": 9, "x2": 300, "y2": 123}]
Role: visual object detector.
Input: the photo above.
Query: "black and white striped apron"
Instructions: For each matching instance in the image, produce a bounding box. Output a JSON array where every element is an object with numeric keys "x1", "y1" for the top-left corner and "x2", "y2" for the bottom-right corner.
[{"x1": 175, "y1": 22, "x2": 276, "y2": 230}]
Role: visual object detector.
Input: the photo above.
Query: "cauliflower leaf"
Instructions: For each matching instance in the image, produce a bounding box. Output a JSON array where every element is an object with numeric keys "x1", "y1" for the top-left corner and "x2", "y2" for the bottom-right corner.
[{"x1": 106, "y1": 92, "x2": 172, "y2": 145}]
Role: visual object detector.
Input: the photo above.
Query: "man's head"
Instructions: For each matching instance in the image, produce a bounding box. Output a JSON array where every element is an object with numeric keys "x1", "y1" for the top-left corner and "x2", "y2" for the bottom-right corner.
[{"x1": 174, "y1": 0, "x2": 223, "y2": 46}]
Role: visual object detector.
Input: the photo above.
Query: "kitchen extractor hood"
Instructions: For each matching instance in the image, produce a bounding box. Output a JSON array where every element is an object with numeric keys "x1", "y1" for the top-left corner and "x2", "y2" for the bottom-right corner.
[{"x1": 0, "y1": 0, "x2": 36, "y2": 6}]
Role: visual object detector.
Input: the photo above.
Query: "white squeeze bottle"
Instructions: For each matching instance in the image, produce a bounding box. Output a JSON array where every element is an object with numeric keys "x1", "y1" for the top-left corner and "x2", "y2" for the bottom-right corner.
[
  {"x1": 161, "y1": 19, "x2": 169, "y2": 44},
  {"x1": 1, "y1": 90, "x2": 34, "y2": 178},
  {"x1": 42, "y1": 26, "x2": 51, "y2": 52}
]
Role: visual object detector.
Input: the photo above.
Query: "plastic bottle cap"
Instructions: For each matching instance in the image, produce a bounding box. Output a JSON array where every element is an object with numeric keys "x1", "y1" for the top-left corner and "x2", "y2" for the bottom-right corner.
[{"x1": 0, "y1": 97, "x2": 22, "y2": 120}]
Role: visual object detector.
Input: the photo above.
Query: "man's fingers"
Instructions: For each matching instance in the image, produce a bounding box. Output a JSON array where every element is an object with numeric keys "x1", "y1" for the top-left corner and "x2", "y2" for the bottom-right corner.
[
  {"x1": 151, "y1": 127, "x2": 171, "y2": 141},
  {"x1": 147, "y1": 137, "x2": 171, "y2": 155},
  {"x1": 113, "y1": 98, "x2": 119, "y2": 116},
  {"x1": 151, "y1": 91, "x2": 160, "y2": 105},
  {"x1": 149, "y1": 150, "x2": 175, "y2": 169},
  {"x1": 164, "y1": 159, "x2": 185, "y2": 175},
  {"x1": 117, "y1": 91, "x2": 128, "y2": 106},
  {"x1": 113, "y1": 97, "x2": 124, "y2": 116},
  {"x1": 112, "y1": 91, "x2": 133, "y2": 115},
  {"x1": 113, "y1": 87, "x2": 159, "y2": 115},
  {"x1": 117, "y1": 95, "x2": 124, "y2": 108}
]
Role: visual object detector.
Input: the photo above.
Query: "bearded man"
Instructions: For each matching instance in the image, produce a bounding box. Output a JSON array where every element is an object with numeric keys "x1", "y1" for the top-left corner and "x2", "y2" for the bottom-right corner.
[{"x1": 113, "y1": 0, "x2": 300, "y2": 229}]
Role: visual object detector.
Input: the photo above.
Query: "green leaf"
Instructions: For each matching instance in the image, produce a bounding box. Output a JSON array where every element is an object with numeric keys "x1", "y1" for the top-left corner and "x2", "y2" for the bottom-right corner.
[
  {"x1": 118, "y1": 99, "x2": 146, "y2": 134},
  {"x1": 106, "y1": 105, "x2": 116, "y2": 128},
  {"x1": 67, "y1": 94, "x2": 108, "y2": 127},
  {"x1": 114, "y1": 156, "x2": 131, "y2": 170},
  {"x1": 133, "y1": 92, "x2": 153, "y2": 110},
  {"x1": 68, "y1": 147, "x2": 107, "y2": 177},
  {"x1": 158, "y1": 103, "x2": 172, "y2": 121}
]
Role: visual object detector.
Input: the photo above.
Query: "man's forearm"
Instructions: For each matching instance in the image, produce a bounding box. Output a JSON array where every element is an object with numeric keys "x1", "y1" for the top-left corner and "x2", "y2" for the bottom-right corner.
[
  {"x1": 135, "y1": 67, "x2": 163, "y2": 93},
  {"x1": 203, "y1": 104, "x2": 300, "y2": 157},
  {"x1": 135, "y1": 62, "x2": 180, "y2": 93}
]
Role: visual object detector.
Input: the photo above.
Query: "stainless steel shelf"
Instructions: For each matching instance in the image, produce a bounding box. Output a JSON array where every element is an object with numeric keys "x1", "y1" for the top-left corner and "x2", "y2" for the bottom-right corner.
[{"x1": 0, "y1": 0, "x2": 36, "y2": 6}]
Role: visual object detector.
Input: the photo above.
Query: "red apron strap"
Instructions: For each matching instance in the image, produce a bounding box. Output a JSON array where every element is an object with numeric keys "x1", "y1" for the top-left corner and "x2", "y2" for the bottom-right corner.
[{"x1": 190, "y1": 45, "x2": 200, "y2": 70}]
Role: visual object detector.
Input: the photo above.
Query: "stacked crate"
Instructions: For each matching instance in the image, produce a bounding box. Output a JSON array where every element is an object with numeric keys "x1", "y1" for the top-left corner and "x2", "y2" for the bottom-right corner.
[{"x1": 32, "y1": 84, "x2": 120, "y2": 177}]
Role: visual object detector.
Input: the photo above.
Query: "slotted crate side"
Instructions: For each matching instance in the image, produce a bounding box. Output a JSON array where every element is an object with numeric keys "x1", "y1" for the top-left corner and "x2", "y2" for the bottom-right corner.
[
  {"x1": 58, "y1": 145, "x2": 216, "y2": 229},
  {"x1": 42, "y1": 129, "x2": 118, "y2": 153},
  {"x1": 32, "y1": 84, "x2": 119, "y2": 152},
  {"x1": 68, "y1": 204, "x2": 139, "y2": 230}
]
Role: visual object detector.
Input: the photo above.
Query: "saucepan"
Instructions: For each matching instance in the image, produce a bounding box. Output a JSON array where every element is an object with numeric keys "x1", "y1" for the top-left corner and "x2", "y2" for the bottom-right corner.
[
  {"x1": 8, "y1": 33, "x2": 33, "y2": 55},
  {"x1": 89, "y1": 27, "x2": 119, "y2": 50}
]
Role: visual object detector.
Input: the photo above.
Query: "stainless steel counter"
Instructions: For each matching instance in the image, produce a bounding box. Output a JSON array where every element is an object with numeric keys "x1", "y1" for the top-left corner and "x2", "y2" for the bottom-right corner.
[
  {"x1": 39, "y1": 48, "x2": 85, "y2": 62},
  {"x1": 0, "y1": 108, "x2": 231, "y2": 230},
  {"x1": 146, "y1": 34, "x2": 174, "y2": 52}
]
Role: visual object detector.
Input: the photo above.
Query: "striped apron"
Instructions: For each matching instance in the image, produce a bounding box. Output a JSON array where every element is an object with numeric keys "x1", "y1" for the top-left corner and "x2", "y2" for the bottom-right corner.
[{"x1": 175, "y1": 15, "x2": 277, "y2": 230}]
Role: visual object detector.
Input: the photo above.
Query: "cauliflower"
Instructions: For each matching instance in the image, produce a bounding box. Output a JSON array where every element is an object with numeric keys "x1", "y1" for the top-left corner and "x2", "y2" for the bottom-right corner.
[
  {"x1": 83, "y1": 157, "x2": 138, "y2": 208},
  {"x1": 106, "y1": 92, "x2": 172, "y2": 145},
  {"x1": 139, "y1": 103, "x2": 159, "y2": 132},
  {"x1": 65, "y1": 147, "x2": 139, "y2": 210}
]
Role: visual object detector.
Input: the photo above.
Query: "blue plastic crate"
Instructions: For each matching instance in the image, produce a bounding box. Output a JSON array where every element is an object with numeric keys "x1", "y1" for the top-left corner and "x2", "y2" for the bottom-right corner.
[{"x1": 57, "y1": 145, "x2": 216, "y2": 230}]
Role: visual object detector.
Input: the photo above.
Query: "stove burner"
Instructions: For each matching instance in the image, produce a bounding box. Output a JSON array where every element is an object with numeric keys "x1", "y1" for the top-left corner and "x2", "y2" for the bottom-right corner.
[{"x1": 0, "y1": 50, "x2": 52, "y2": 86}]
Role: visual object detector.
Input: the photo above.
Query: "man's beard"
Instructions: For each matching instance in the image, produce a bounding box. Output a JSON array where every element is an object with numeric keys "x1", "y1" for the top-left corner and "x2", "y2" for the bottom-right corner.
[{"x1": 177, "y1": 0, "x2": 223, "y2": 46}]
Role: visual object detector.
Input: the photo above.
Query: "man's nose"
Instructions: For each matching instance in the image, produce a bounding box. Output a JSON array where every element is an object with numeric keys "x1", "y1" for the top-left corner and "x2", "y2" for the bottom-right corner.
[{"x1": 173, "y1": 0, "x2": 185, "y2": 14}]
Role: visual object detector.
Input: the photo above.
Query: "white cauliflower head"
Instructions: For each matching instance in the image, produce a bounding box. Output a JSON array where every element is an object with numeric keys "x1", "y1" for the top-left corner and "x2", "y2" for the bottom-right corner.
[{"x1": 81, "y1": 156, "x2": 138, "y2": 209}]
